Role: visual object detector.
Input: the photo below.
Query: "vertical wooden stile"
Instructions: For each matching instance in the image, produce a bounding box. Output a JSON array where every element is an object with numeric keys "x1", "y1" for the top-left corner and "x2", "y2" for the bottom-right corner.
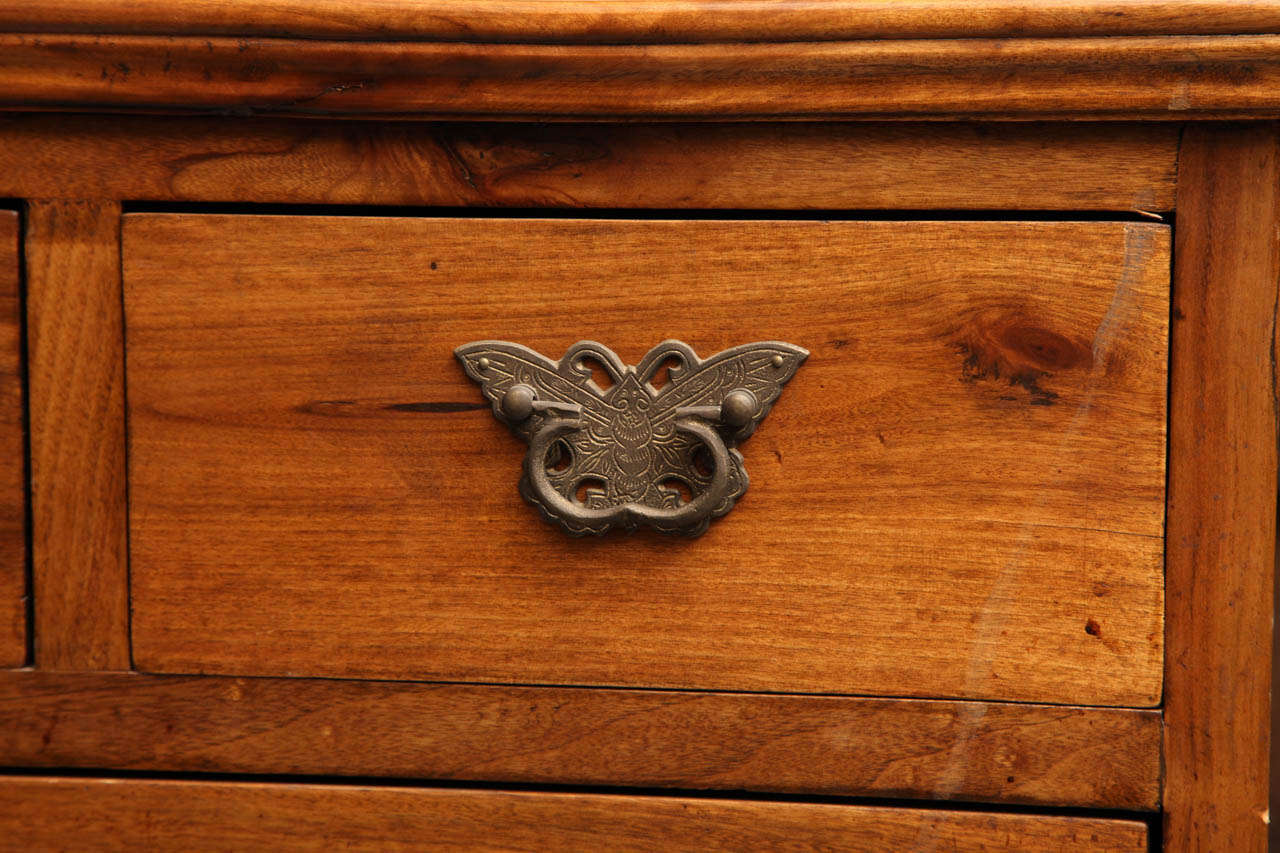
[
  {"x1": 25, "y1": 200, "x2": 129, "y2": 671},
  {"x1": 1165, "y1": 123, "x2": 1280, "y2": 852},
  {"x1": 0, "y1": 210, "x2": 23, "y2": 667}
]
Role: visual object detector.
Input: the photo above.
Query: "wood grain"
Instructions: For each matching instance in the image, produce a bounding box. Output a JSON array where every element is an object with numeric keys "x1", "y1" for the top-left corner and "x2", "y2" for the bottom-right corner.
[
  {"x1": 0, "y1": 116, "x2": 1179, "y2": 213},
  {"x1": 0, "y1": 212, "x2": 21, "y2": 668},
  {"x1": 0, "y1": 671, "x2": 1162, "y2": 810},
  {"x1": 0, "y1": 776, "x2": 1150, "y2": 852},
  {"x1": 25, "y1": 200, "x2": 129, "y2": 671},
  {"x1": 1273, "y1": 495, "x2": 1280, "y2": 853},
  {"x1": 1163, "y1": 125, "x2": 1279, "y2": 852},
  {"x1": 124, "y1": 216, "x2": 1168, "y2": 706},
  {"x1": 4, "y1": 33, "x2": 1280, "y2": 119},
  {"x1": 5, "y1": 0, "x2": 1280, "y2": 43}
]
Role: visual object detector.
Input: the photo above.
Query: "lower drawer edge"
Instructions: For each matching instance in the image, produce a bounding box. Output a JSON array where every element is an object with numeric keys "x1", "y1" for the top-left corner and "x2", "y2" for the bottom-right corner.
[
  {"x1": 0, "y1": 776, "x2": 1149, "y2": 852},
  {"x1": 0, "y1": 671, "x2": 1162, "y2": 812}
]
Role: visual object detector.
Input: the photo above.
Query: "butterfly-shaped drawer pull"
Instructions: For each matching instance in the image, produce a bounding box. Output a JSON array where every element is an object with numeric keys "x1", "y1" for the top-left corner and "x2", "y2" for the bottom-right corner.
[{"x1": 455, "y1": 339, "x2": 808, "y2": 536}]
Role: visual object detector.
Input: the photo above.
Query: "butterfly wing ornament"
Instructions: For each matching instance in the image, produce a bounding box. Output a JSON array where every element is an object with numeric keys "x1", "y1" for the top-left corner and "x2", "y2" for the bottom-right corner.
[{"x1": 455, "y1": 339, "x2": 808, "y2": 536}]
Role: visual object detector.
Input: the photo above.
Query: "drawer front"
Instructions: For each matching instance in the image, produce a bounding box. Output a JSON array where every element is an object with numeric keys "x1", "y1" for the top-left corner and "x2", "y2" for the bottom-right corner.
[
  {"x1": 123, "y1": 215, "x2": 1168, "y2": 705},
  {"x1": 0, "y1": 211, "x2": 20, "y2": 667},
  {"x1": 0, "y1": 777, "x2": 1149, "y2": 852}
]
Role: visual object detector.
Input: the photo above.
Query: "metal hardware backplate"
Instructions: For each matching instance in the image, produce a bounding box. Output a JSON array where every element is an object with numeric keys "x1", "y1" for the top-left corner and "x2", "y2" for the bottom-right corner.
[{"x1": 455, "y1": 339, "x2": 807, "y2": 536}]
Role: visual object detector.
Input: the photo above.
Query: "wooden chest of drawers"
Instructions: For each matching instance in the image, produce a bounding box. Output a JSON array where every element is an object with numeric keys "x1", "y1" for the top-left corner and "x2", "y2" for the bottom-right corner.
[{"x1": 1, "y1": 3, "x2": 1278, "y2": 851}]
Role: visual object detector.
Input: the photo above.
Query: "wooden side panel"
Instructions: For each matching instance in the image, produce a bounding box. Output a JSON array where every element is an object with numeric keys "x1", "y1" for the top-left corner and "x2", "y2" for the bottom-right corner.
[
  {"x1": 2, "y1": 33, "x2": 1280, "y2": 120},
  {"x1": 124, "y1": 216, "x2": 1168, "y2": 706},
  {"x1": 0, "y1": 777, "x2": 1150, "y2": 852},
  {"x1": 0, "y1": 671, "x2": 1163, "y2": 810},
  {"x1": 1273, "y1": 493, "x2": 1280, "y2": 852},
  {"x1": 25, "y1": 201, "x2": 129, "y2": 671},
  {"x1": 0, "y1": 116, "x2": 1179, "y2": 212},
  {"x1": 1163, "y1": 124, "x2": 1279, "y2": 852},
  {"x1": 0, "y1": 212, "x2": 21, "y2": 667}
]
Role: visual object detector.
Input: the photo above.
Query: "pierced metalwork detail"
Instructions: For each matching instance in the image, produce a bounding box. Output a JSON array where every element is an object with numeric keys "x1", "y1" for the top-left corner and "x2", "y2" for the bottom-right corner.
[{"x1": 455, "y1": 339, "x2": 808, "y2": 536}]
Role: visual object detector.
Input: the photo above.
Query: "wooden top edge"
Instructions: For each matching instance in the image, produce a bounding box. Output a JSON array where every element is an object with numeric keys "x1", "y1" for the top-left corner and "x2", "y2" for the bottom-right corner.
[{"x1": 6, "y1": 0, "x2": 1280, "y2": 44}]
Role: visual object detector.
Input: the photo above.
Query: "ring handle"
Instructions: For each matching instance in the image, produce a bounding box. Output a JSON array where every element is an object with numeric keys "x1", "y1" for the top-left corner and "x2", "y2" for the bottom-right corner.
[
  {"x1": 523, "y1": 415, "x2": 735, "y2": 536},
  {"x1": 455, "y1": 338, "x2": 808, "y2": 536}
]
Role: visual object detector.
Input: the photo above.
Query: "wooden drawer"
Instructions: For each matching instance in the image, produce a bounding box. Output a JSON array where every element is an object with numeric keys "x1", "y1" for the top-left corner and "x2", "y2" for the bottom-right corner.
[
  {"x1": 122, "y1": 214, "x2": 1169, "y2": 706},
  {"x1": 0, "y1": 777, "x2": 1149, "y2": 852}
]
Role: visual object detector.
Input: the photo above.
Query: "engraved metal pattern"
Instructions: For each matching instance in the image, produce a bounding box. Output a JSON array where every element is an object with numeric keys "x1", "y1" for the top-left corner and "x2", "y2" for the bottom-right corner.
[{"x1": 455, "y1": 339, "x2": 808, "y2": 536}]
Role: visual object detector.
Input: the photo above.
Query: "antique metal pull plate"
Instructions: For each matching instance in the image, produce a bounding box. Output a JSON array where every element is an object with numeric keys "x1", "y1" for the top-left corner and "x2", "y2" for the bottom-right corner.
[{"x1": 455, "y1": 339, "x2": 807, "y2": 536}]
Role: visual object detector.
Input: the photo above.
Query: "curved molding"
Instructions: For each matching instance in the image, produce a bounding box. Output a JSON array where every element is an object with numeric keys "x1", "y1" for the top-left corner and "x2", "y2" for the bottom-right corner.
[
  {"x1": 4, "y1": 32, "x2": 1280, "y2": 118},
  {"x1": 3, "y1": 0, "x2": 1280, "y2": 44}
]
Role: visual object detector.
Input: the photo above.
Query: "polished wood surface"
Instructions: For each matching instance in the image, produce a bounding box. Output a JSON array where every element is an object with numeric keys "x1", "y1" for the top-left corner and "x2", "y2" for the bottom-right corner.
[
  {"x1": 125, "y1": 215, "x2": 1167, "y2": 705},
  {"x1": 0, "y1": 212, "x2": 21, "y2": 668},
  {"x1": 0, "y1": 116, "x2": 1179, "y2": 213},
  {"x1": 25, "y1": 201, "x2": 130, "y2": 671},
  {"x1": 1163, "y1": 125, "x2": 1279, "y2": 852},
  {"x1": 0, "y1": 777, "x2": 1150, "y2": 852},
  {"x1": 5, "y1": 0, "x2": 1280, "y2": 42},
  {"x1": 0, "y1": 5, "x2": 1276, "y2": 844},
  {"x1": 5, "y1": 34, "x2": 1280, "y2": 119},
  {"x1": 0, "y1": 671, "x2": 1161, "y2": 810}
]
